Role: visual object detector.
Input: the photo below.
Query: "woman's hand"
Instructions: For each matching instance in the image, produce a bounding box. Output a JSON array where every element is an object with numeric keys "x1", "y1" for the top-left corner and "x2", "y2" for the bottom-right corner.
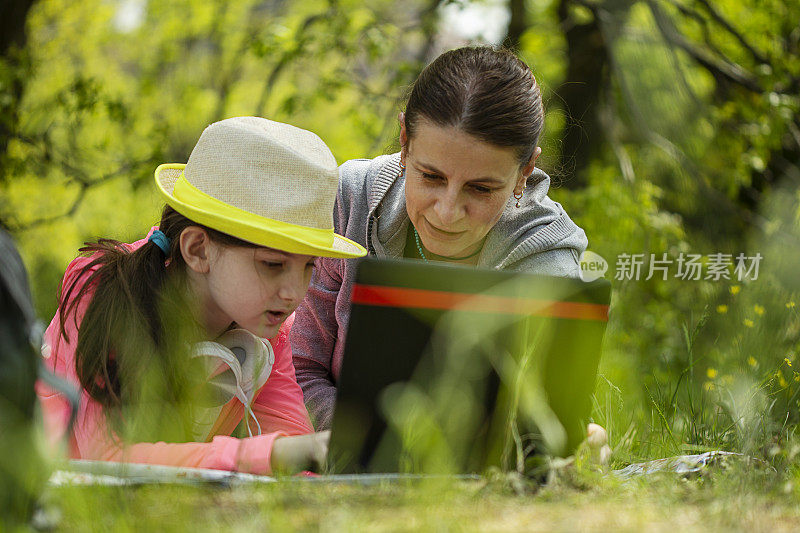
[
  {"x1": 586, "y1": 423, "x2": 612, "y2": 465},
  {"x1": 271, "y1": 430, "x2": 330, "y2": 474}
]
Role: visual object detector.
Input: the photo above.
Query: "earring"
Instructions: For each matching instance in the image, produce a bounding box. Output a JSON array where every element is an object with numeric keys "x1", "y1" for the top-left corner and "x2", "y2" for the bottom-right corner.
[
  {"x1": 514, "y1": 191, "x2": 523, "y2": 208},
  {"x1": 398, "y1": 160, "x2": 406, "y2": 180}
]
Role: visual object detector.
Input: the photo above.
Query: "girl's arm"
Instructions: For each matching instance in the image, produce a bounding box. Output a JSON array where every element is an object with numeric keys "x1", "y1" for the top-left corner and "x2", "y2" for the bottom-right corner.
[
  {"x1": 79, "y1": 405, "x2": 286, "y2": 475},
  {"x1": 86, "y1": 318, "x2": 317, "y2": 475},
  {"x1": 38, "y1": 349, "x2": 293, "y2": 475}
]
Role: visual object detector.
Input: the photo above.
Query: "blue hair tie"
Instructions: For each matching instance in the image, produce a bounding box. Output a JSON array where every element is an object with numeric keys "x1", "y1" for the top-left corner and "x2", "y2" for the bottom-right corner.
[{"x1": 148, "y1": 230, "x2": 171, "y2": 256}]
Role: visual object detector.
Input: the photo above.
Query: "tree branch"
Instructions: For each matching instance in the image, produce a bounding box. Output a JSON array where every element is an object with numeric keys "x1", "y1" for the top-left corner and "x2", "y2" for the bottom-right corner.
[
  {"x1": 647, "y1": 0, "x2": 763, "y2": 94},
  {"x1": 7, "y1": 132, "x2": 152, "y2": 230},
  {"x1": 666, "y1": 0, "x2": 727, "y2": 60},
  {"x1": 693, "y1": 0, "x2": 771, "y2": 66},
  {"x1": 255, "y1": 9, "x2": 335, "y2": 117},
  {"x1": 8, "y1": 159, "x2": 148, "y2": 231},
  {"x1": 365, "y1": 0, "x2": 447, "y2": 156}
]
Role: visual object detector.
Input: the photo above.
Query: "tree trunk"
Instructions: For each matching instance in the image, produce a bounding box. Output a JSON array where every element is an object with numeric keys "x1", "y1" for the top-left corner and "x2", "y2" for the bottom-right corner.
[
  {"x1": 555, "y1": 0, "x2": 608, "y2": 190},
  {"x1": 503, "y1": 0, "x2": 527, "y2": 51},
  {"x1": 0, "y1": 0, "x2": 37, "y2": 228},
  {"x1": 0, "y1": 0, "x2": 35, "y2": 55}
]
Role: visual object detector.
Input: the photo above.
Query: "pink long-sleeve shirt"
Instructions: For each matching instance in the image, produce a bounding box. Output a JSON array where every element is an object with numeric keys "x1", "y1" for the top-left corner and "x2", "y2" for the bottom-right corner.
[{"x1": 36, "y1": 230, "x2": 314, "y2": 475}]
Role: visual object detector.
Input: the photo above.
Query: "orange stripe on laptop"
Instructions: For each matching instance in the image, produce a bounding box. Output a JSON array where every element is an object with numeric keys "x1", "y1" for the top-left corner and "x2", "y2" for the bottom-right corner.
[{"x1": 351, "y1": 284, "x2": 609, "y2": 322}]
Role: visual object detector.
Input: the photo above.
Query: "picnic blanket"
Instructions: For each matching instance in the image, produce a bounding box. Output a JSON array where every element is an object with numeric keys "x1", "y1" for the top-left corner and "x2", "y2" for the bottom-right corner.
[{"x1": 49, "y1": 452, "x2": 767, "y2": 487}]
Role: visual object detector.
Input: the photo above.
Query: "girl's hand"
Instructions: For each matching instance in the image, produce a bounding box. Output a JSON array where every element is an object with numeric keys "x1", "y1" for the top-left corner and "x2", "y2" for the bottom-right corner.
[{"x1": 271, "y1": 430, "x2": 330, "y2": 474}]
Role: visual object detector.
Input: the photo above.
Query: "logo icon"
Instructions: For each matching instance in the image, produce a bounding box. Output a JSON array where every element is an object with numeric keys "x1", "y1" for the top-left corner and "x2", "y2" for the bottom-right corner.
[{"x1": 579, "y1": 251, "x2": 608, "y2": 282}]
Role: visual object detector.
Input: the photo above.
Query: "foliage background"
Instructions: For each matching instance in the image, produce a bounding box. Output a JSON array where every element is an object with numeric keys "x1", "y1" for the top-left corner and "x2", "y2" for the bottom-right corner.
[{"x1": 2, "y1": 0, "x2": 800, "y2": 467}]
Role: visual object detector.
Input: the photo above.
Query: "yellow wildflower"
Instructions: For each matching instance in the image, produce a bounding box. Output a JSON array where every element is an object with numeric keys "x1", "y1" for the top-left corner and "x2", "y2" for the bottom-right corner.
[
  {"x1": 730, "y1": 285, "x2": 741, "y2": 295},
  {"x1": 754, "y1": 304, "x2": 765, "y2": 315},
  {"x1": 703, "y1": 381, "x2": 715, "y2": 391},
  {"x1": 795, "y1": 374, "x2": 800, "y2": 382},
  {"x1": 779, "y1": 375, "x2": 788, "y2": 388},
  {"x1": 707, "y1": 368, "x2": 718, "y2": 379},
  {"x1": 747, "y1": 356, "x2": 758, "y2": 367},
  {"x1": 787, "y1": 301, "x2": 796, "y2": 309},
  {"x1": 717, "y1": 305, "x2": 728, "y2": 314},
  {"x1": 785, "y1": 357, "x2": 793, "y2": 367},
  {"x1": 744, "y1": 319, "x2": 754, "y2": 328}
]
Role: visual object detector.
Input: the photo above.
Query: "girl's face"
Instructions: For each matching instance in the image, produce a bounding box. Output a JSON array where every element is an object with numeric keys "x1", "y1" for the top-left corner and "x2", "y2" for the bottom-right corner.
[
  {"x1": 401, "y1": 119, "x2": 536, "y2": 259},
  {"x1": 200, "y1": 244, "x2": 316, "y2": 339}
]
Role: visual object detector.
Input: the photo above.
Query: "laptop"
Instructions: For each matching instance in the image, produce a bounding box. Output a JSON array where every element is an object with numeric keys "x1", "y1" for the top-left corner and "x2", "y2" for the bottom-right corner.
[{"x1": 326, "y1": 257, "x2": 610, "y2": 474}]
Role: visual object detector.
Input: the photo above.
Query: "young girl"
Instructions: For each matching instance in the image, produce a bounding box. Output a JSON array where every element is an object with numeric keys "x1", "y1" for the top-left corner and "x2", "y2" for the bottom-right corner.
[{"x1": 37, "y1": 117, "x2": 366, "y2": 474}]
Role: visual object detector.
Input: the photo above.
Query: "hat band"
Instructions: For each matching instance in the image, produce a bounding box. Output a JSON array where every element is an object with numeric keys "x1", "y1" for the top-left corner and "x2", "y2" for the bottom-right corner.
[{"x1": 172, "y1": 172, "x2": 336, "y2": 250}]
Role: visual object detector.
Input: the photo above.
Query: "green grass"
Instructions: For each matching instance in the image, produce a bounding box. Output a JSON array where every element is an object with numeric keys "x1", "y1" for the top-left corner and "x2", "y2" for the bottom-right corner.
[
  {"x1": 25, "y1": 292, "x2": 800, "y2": 532},
  {"x1": 42, "y1": 466, "x2": 800, "y2": 532}
]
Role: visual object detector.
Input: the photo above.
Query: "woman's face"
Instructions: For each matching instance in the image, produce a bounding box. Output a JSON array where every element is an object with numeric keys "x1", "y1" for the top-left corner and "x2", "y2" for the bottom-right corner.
[
  {"x1": 201, "y1": 244, "x2": 316, "y2": 339},
  {"x1": 402, "y1": 118, "x2": 535, "y2": 259}
]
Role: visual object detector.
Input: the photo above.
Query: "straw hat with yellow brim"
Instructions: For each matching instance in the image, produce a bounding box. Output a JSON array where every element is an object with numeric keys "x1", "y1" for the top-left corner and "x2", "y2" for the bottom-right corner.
[{"x1": 154, "y1": 117, "x2": 366, "y2": 259}]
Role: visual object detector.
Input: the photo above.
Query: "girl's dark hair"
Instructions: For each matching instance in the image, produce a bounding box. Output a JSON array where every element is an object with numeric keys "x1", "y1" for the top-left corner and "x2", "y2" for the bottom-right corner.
[
  {"x1": 404, "y1": 46, "x2": 544, "y2": 166},
  {"x1": 58, "y1": 205, "x2": 258, "y2": 419}
]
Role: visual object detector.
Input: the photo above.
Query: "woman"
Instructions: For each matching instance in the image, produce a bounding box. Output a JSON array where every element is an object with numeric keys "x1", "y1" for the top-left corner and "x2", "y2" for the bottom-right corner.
[
  {"x1": 37, "y1": 117, "x2": 366, "y2": 474},
  {"x1": 292, "y1": 46, "x2": 588, "y2": 430}
]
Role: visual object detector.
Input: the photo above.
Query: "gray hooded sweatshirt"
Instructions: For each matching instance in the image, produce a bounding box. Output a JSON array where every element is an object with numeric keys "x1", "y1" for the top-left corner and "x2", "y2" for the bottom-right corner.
[{"x1": 291, "y1": 153, "x2": 588, "y2": 429}]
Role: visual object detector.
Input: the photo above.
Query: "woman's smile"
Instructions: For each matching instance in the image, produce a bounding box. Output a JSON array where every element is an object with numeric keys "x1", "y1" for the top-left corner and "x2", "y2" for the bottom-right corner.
[{"x1": 422, "y1": 217, "x2": 467, "y2": 240}]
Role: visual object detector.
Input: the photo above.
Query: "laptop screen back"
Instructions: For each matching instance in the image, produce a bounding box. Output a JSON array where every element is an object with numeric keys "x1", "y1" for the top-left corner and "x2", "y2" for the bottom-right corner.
[{"x1": 327, "y1": 258, "x2": 610, "y2": 474}]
